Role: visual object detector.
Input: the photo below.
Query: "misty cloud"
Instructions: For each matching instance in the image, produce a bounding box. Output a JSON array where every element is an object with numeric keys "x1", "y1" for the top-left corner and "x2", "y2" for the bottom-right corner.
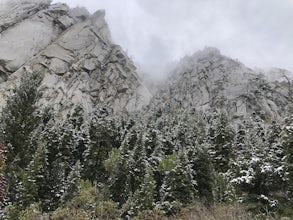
[{"x1": 16, "y1": 0, "x2": 293, "y2": 76}]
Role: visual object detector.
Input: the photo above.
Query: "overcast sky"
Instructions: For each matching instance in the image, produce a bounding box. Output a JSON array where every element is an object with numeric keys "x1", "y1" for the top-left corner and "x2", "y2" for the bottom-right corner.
[{"x1": 52, "y1": 0, "x2": 293, "y2": 78}]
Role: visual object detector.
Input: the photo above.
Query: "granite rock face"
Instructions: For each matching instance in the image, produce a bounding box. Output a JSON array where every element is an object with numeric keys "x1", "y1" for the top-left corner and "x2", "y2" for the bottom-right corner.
[
  {"x1": 151, "y1": 47, "x2": 291, "y2": 121},
  {"x1": 0, "y1": 0, "x2": 151, "y2": 114},
  {"x1": 0, "y1": 0, "x2": 52, "y2": 33},
  {"x1": 0, "y1": 1, "x2": 291, "y2": 119}
]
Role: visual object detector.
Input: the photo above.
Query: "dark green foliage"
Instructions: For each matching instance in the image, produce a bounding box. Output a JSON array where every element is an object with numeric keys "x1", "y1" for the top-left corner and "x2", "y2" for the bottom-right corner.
[
  {"x1": 191, "y1": 147, "x2": 214, "y2": 205},
  {"x1": 25, "y1": 143, "x2": 48, "y2": 207},
  {"x1": 1, "y1": 73, "x2": 42, "y2": 166},
  {"x1": 126, "y1": 168, "x2": 156, "y2": 215},
  {"x1": 0, "y1": 78, "x2": 292, "y2": 219},
  {"x1": 105, "y1": 147, "x2": 132, "y2": 204},
  {"x1": 207, "y1": 111, "x2": 235, "y2": 173},
  {"x1": 282, "y1": 116, "x2": 293, "y2": 206},
  {"x1": 230, "y1": 117, "x2": 287, "y2": 213},
  {"x1": 0, "y1": 72, "x2": 42, "y2": 204},
  {"x1": 82, "y1": 107, "x2": 117, "y2": 184},
  {"x1": 0, "y1": 143, "x2": 5, "y2": 210},
  {"x1": 61, "y1": 160, "x2": 81, "y2": 204},
  {"x1": 160, "y1": 152, "x2": 195, "y2": 207}
]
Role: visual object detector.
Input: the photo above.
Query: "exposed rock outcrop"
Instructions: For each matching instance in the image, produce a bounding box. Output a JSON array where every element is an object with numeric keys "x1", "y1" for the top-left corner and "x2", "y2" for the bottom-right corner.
[
  {"x1": 0, "y1": 0, "x2": 151, "y2": 114},
  {"x1": 0, "y1": 1, "x2": 291, "y2": 120},
  {"x1": 151, "y1": 47, "x2": 291, "y2": 121}
]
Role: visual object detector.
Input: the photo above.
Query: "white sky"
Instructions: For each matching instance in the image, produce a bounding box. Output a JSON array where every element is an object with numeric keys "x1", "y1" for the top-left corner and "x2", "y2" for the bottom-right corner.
[{"x1": 45, "y1": 0, "x2": 293, "y2": 77}]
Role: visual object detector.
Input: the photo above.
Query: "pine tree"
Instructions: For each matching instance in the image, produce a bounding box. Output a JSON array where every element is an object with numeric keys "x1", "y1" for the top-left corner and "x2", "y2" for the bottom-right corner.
[
  {"x1": 13, "y1": 143, "x2": 48, "y2": 209},
  {"x1": 190, "y1": 146, "x2": 214, "y2": 205},
  {"x1": 82, "y1": 107, "x2": 115, "y2": 184},
  {"x1": 129, "y1": 131, "x2": 148, "y2": 193},
  {"x1": 61, "y1": 160, "x2": 81, "y2": 204},
  {"x1": 231, "y1": 117, "x2": 286, "y2": 209},
  {"x1": 0, "y1": 143, "x2": 5, "y2": 211},
  {"x1": 282, "y1": 116, "x2": 293, "y2": 205},
  {"x1": 143, "y1": 124, "x2": 160, "y2": 157},
  {"x1": 25, "y1": 142, "x2": 48, "y2": 208},
  {"x1": 105, "y1": 148, "x2": 131, "y2": 204},
  {"x1": 159, "y1": 152, "x2": 195, "y2": 213},
  {"x1": 43, "y1": 159, "x2": 66, "y2": 211},
  {"x1": 149, "y1": 143, "x2": 164, "y2": 203},
  {"x1": 127, "y1": 168, "x2": 156, "y2": 215},
  {"x1": 207, "y1": 111, "x2": 235, "y2": 173},
  {"x1": 0, "y1": 72, "x2": 42, "y2": 204}
]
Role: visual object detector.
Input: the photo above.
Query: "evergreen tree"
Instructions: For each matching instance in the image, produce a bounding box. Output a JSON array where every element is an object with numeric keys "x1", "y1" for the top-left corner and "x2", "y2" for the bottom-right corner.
[
  {"x1": 61, "y1": 160, "x2": 81, "y2": 204},
  {"x1": 143, "y1": 124, "x2": 160, "y2": 157},
  {"x1": 14, "y1": 143, "x2": 48, "y2": 209},
  {"x1": 282, "y1": 116, "x2": 293, "y2": 205},
  {"x1": 231, "y1": 118, "x2": 286, "y2": 210},
  {"x1": 190, "y1": 146, "x2": 214, "y2": 205},
  {"x1": 0, "y1": 143, "x2": 5, "y2": 211},
  {"x1": 207, "y1": 111, "x2": 235, "y2": 173},
  {"x1": 128, "y1": 131, "x2": 148, "y2": 193},
  {"x1": 159, "y1": 152, "x2": 195, "y2": 211},
  {"x1": 105, "y1": 148, "x2": 131, "y2": 204},
  {"x1": 149, "y1": 143, "x2": 164, "y2": 203},
  {"x1": 0, "y1": 72, "x2": 42, "y2": 204},
  {"x1": 82, "y1": 107, "x2": 115, "y2": 184},
  {"x1": 127, "y1": 168, "x2": 156, "y2": 215},
  {"x1": 25, "y1": 142, "x2": 48, "y2": 207},
  {"x1": 44, "y1": 159, "x2": 66, "y2": 211},
  {"x1": 37, "y1": 117, "x2": 86, "y2": 211}
]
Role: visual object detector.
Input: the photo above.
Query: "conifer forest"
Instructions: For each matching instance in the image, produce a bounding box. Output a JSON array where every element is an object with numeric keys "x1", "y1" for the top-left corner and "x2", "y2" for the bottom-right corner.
[{"x1": 0, "y1": 73, "x2": 292, "y2": 219}]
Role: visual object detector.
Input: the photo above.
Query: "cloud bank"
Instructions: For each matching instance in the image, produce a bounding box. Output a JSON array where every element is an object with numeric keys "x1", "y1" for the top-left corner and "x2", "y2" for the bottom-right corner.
[{"x1": 15, "y1": 0, "x2": 293, "y2": 78}]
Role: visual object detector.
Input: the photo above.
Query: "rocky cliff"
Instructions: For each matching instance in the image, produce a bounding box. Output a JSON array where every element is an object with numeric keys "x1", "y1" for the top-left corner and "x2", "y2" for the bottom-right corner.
[
  {"x1": 0, "y1": 1, "x2": 291, "y2": 120},
  {"x1": 0, "y1": 0, "x2": 151, "y2": 113},
  {"x1": 151, "y1": 47, "x2": 292, "y2": 121}
]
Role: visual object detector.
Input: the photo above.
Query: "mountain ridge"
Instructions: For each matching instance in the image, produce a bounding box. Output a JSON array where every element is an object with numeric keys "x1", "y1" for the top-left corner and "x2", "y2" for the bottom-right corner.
[
  {"x1": 150, "y1": 47, "x2": 292, "y2": 121},
  {"x1": 0, "y1": 0, "x2": 291, "y2": 121}
]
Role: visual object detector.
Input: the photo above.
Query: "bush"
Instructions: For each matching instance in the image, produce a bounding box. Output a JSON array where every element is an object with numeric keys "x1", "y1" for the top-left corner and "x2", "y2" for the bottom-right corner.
[
  {"x1": 19, "y1": 203, "x2": 44, "y2": 220},
  {"x1": 133, "y1": 209, "x2": 166, "y2": 220},
  {"x1": 171, "y1": 203, "x2": 254, "y2": 220},
  {"x1": 95, "y1": 201, "x2": 119, "y2": 219},
  {"x1": 50, "y1": 181, "x2": 119, "y2": 219},
  {"x1": 2, "y1": 204, "x2": 23, "y2": 220},
  {"x1": 50, "y1": 208, "x2": 88, "y2": 220}
]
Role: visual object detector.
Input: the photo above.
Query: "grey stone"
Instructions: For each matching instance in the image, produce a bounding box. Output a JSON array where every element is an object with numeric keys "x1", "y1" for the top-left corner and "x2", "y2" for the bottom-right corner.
[
  {"x1": 151, "y1": 47, "x2": 291, "y2": 121},
  {"x1": 0, "y1": 0, "x2": 152, "y2": 115}
]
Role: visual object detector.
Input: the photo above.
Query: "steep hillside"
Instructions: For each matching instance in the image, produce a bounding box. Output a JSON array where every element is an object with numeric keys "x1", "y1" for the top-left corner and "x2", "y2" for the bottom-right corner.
[
  {"x1": 0, "y1": 2, "x2": 293, "y2": 219},
  {"x1": 151, "y1": 47, "x2": 291, "y2": 121},
  {"x1": 0, "y1": 0, "x2": 151, "y2": 113}
]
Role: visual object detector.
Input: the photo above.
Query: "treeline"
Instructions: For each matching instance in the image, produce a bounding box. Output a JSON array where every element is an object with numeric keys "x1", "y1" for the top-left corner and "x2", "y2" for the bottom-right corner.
[{"x1": 0, "y1": 73, "x2": 292, "y2": 219}]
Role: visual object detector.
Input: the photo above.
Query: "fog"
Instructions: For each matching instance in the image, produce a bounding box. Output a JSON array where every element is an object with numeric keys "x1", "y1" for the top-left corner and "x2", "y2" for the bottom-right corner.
[{"x1": 10, "y1": 0, "x2": 293, "y2": 79}]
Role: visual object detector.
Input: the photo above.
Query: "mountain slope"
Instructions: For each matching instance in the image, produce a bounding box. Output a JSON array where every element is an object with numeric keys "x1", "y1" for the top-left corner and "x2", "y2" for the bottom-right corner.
[
  {"x1": 0, "y1": 0, "x2": 151, "y2": 114},
  {"x1": 151, "y1": 47, "x2": 291, "y2": 121}
]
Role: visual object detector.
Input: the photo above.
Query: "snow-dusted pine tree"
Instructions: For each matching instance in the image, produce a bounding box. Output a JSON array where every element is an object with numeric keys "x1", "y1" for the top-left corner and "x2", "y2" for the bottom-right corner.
[
  {"x1": 0, "y1": 72, "x2": 42, "y2": 205},
  {"x1": 207, "y1": 111, "x2": 235, "y2": 173}
]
